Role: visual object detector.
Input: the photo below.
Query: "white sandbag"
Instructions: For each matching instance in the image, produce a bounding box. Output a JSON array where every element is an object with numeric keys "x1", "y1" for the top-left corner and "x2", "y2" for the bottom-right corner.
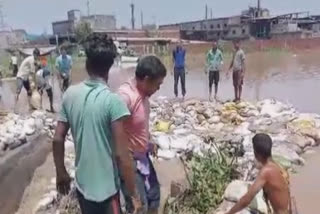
[
  {"x1": 170, "y1": 137, "x2": 189, "y2": 152},
  {"x1": 155, "y1": 135, "x2": 171, "y2": 150},
  {"x1": 30, "y1": 90, "x2": 42, "y2": 110},
  {"x1": 208, "y1": 116, "x2": 220, "y2": 124}
]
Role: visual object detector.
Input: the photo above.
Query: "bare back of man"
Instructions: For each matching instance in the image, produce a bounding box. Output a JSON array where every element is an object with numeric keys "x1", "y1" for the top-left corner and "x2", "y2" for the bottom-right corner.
[{"x1": 262, "y1": 161, "x2": 290, "y2": 214}]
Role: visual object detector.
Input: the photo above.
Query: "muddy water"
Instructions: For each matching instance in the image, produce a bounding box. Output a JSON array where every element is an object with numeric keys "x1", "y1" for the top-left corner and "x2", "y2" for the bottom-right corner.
[{"x1": 1, "y1": 49, "x2": 320, "y2": 213}]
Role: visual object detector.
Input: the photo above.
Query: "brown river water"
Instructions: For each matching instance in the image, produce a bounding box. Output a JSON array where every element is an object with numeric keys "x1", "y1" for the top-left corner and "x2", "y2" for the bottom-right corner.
[{"x1": 1, "y1": 49, "x2": 320, "y2": 213}]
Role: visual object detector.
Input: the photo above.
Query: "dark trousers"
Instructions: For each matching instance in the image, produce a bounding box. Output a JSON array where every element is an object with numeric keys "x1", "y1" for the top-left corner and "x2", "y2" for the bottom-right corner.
[
  {"x1": 77, "y1": 190, "x2": 121, "y2": 214},
  {"x1": 174, "y1": 67, "x2": 186, "y2": 97},
  {"x1": 209, "y1": 71, "x2": 220, "y2": 88},
  {"x1": 121, "y1": 157, "x2": 160, "y2": 214},
  {"x1": 13, "y1": 65, "x2": 18, "y2": 77}
]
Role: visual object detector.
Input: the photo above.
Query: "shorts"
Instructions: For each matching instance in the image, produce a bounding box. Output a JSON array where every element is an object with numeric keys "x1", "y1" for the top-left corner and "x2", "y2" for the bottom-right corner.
[
  {"x1": 60, "y1": 72, "x2": 70, "y2": 90},
  {"x1": 77, "y1": 190, "x2": 121, "y2": 214},
  {"x1": 16, "y1": 77, "x2": 32, "y2": 96},
  {"x1": 209, "y1": 71, "x2": 220, "y2": 87},
  {"x1": 233, "y1": 70, "x2": 244, "y2": 87}
]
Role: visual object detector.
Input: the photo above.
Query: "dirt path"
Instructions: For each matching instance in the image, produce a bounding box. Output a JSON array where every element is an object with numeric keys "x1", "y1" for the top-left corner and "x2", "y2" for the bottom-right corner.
[
  {"x1": 0, "y1": 135, "x2": 51, "y2": 214},
  {"x1": 15, "y1": 153, "x2": 55, "y2": 214}
]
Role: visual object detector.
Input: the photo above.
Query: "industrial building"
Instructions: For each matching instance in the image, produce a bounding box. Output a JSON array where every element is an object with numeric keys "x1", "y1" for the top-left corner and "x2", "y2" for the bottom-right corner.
[
  {"x1": 159, "y1": 0, "x2": 320, "y2": 41},
  {"x1": 159, "y1": 5, "x2": 270, "y2": 41},
  {"x1": 51, "y1": 10, "x2": 116, "y2": 43}
]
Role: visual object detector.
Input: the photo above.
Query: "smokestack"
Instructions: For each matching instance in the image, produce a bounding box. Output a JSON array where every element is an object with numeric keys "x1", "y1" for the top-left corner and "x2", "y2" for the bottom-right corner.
[
  {"x1": 205, "y1": 4, "x2": 208, "y2": 20},
  {"x1": 140, "y1": 11, "x2": 144, "y2": 29},
  {"x1": 257, "y1": 0, "x2": 261, "y2": 11},
  {"x1": 130, "y1": 3, "x2": 135, "y2": 29}
]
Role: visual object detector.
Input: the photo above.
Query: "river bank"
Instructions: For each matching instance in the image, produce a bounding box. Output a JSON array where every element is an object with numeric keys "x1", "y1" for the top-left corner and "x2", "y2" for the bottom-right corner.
[
  {"x1": 1, "y1": 49, "x2": 320, "y2": 213},
  {"x1": 7, "y1": 97, "x2": 318, "y2": 214}
]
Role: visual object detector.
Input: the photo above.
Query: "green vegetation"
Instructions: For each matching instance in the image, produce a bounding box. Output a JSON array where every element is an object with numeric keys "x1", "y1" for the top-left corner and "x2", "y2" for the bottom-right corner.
[
  {"x1": 74, "y1": 22, "x2": 93, "y2": 44},
  {"x1": 165, "y1": 147, "x2": 237, "y2": 214}
]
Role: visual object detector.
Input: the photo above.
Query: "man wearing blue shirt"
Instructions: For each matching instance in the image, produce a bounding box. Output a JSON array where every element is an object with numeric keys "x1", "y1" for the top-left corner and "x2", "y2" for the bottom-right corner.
[
  {"x1": 56, "y1": 46, "x2": 73, "y2": 92},
  {"x1": 172, "y1": 42, "x2": 186, "y2": 99}
]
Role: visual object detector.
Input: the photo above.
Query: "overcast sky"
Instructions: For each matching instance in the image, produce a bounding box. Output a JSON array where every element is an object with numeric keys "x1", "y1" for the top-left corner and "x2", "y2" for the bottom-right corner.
[{"x1": 2, "y1": 0, "x2": 320, "y2": 34}]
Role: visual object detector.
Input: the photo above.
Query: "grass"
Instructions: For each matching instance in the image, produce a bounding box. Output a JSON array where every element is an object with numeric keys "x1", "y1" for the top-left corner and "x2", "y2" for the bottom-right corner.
[{"x1": 165, "y1": 146, "x2": 238, "y2": 214}]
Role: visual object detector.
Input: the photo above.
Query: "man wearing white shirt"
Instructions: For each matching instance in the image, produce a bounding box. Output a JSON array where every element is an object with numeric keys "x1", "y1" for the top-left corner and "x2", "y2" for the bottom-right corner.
[{"x1": 15, "y1": 48, "x2": 41, "y2": 110}]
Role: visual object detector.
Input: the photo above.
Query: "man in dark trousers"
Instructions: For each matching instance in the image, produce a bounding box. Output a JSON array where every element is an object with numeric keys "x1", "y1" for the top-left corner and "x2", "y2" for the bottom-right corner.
[{"x1": 172, "y1": 42, "x2": 186, "y2": 99}]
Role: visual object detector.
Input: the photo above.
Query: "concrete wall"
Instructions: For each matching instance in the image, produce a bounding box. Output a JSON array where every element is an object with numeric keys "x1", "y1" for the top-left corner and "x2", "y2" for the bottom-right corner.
[
  {"x1": 82, "y1": 15, "x2": 116, "y2": 30},
  {"x1": 312, "y1": 23, "x2": 320, "y2": 32},
  {"x1": 52, "y1": 21, "x2": 74, "y2": 36},
  {"x1": 271, "y1": 22, "x2": 300, "y2": 34}
]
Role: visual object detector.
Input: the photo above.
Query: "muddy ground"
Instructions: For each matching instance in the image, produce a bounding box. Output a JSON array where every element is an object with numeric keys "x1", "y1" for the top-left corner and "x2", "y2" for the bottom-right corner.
[{"x1": 2, "y1": 49, "x2": 320, "y2": 214}]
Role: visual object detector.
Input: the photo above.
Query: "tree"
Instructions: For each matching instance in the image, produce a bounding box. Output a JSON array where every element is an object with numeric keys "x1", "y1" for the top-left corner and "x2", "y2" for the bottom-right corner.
[{"x1": 74, "y1": 21, "x2": 93, "y2": 44}]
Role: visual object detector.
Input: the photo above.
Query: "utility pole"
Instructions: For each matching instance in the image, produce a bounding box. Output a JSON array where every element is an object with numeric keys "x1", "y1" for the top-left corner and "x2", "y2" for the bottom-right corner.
[
  {"x1": 130, "y1": 3, "x2": 135, "y2": 30},
  {"x1": 141, "y1": 10, "x2": 144, "y2": 29},
  {"x1": 86, "y1": 0, "x2": 90, "y2": 16},
  {"x1": 0, "y1": 2, "x2": 6, "y2": 31}
]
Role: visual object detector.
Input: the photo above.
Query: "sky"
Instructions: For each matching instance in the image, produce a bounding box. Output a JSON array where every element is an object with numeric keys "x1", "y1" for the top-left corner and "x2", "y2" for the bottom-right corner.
[{"x1": 1, "y1": 0, "x2": 320, "y2": 34}]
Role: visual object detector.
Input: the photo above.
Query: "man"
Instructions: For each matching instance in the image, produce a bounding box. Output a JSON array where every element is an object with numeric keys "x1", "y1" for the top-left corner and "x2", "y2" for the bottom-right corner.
[
  {"x1": 172, "y1": 42, "x2": 186, "y2": 99},
  {"x1": 53, "y1": 33, "x2": 141, "y2": 214},
  {"x1": 118, "y1": 56, "x2": 166, "y2": 214},
  {"x1": 206, "y1": 40, "x2": 223, "y2": 101},
  {"x1": 10, "y1": 52, "x2": 18, "y2": 77},
  {"x1": 36, "y1": 64, "x2": 54, "y2": 113},
  {"x1": 55, "y1": 46, "x2": 72, "y2": 92},
  {"x1": 225, "y1": 133, "x2": 291, "y2": 214},
  {"x1": 15, "y1": 48, "x2": 41, "y2": 110},
  {"x1": 228, "y1": 40, "x2": 246, "y2": 102}
]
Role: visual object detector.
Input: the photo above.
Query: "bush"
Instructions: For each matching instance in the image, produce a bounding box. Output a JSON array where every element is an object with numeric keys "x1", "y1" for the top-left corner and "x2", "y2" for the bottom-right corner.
[{"x1": 165, "y1": 147, "x2": 237, "y2": 214}]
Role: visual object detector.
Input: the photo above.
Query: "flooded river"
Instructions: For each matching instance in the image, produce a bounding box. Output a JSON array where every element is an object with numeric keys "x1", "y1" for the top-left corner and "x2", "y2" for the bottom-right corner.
[{"x1": 1, "y1": 49, "x2": 320, "y2": 213}]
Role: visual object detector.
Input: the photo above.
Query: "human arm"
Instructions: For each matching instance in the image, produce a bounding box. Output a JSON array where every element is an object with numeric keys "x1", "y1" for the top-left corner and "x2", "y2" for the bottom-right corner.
[
  {"x1": 205, "y1": 51, "x2": 210, "y2": 74},
  {"x1": 110, "y1": 95, "x2": 141, "y2": 212},
  {"x1": 220, "y1": 51, "x2": 224, "y2": 71},
  {"x1": 226, "y1": 170, "x2": 267, "y2": 214},
  {"x1": 53, "y1": 121, "x2": 71, "y2": 195},
  {"x1": 172, "y1": 50, "x2": 175, "y2": 75},
  {"x1": 241, "y1": 52, "x2": 246, "y2": 75},
  {"x1": 229, "y1": 52, "x2": 234, "y2": 70}
]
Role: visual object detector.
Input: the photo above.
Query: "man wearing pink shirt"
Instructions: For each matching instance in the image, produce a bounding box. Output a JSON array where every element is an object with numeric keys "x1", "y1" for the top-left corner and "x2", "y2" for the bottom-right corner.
[{"x1": 118, "y1": 56, "x2": 167, "y2": 214}]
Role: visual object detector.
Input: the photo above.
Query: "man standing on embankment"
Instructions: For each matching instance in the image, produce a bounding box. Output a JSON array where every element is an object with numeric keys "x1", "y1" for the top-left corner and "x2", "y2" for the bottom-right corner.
[
  {"x1": 206, "y1": 40, "x2": 224, "y2": 101},
  {"x1": 53, "y1": 33, "x2": 141, "y2": 214},
  {"x1": 172, "y1": 41, "x2": 187, "y2": 99},
  {"x1": 118, "y1": 56, "x2": 167, "y2": 214},
  {"x1": 15, "y1": 48, "x2": 41, "y2": 111},
  {"x1": 55, "y1": 46, "x2": 72, "y2": 92},
  {"x1": 228, "y1": 40, "x2": 246, "y2": 102}
]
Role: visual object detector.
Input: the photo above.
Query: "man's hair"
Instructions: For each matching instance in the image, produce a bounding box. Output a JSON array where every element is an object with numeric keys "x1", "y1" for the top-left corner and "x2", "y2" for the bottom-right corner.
[
  {"x1": 233, "y1": 39, "x2": 241, "y2": 44},
  {"x1": 135, "y1": 55, "x2": 167, "y2": 81},
  {"x1": 252, "y1": 133, "x2": 273, "y2": 159},
  {"x1": 83, "y1": 33, "x2": 117, "y2": 75},
  {"x1": 33, "y1": 48, "x2": 40, "y2": 57},
  {"x1": 60, "y1": 45, "x2": 67, "y2": 52}
]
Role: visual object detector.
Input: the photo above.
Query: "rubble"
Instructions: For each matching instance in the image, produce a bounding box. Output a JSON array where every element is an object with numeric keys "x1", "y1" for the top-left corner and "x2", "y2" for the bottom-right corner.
[
  {"x1": 17, "y1": 97, "x2": 320, "y2": 214},
  {"x1": 0, "y1": 111, "x2": 54, "y2": 157}
]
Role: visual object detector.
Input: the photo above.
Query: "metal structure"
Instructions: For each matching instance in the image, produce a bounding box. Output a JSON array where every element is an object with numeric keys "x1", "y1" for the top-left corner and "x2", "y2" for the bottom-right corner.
[{"x1": 130, "y1": 3, "x2": 135, "y2": 30}]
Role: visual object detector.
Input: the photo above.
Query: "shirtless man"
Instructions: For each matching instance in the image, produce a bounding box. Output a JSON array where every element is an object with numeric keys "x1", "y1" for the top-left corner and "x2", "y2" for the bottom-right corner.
[{"x1": 226, "y1": 133, "x2": 290, "y2": 214}]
